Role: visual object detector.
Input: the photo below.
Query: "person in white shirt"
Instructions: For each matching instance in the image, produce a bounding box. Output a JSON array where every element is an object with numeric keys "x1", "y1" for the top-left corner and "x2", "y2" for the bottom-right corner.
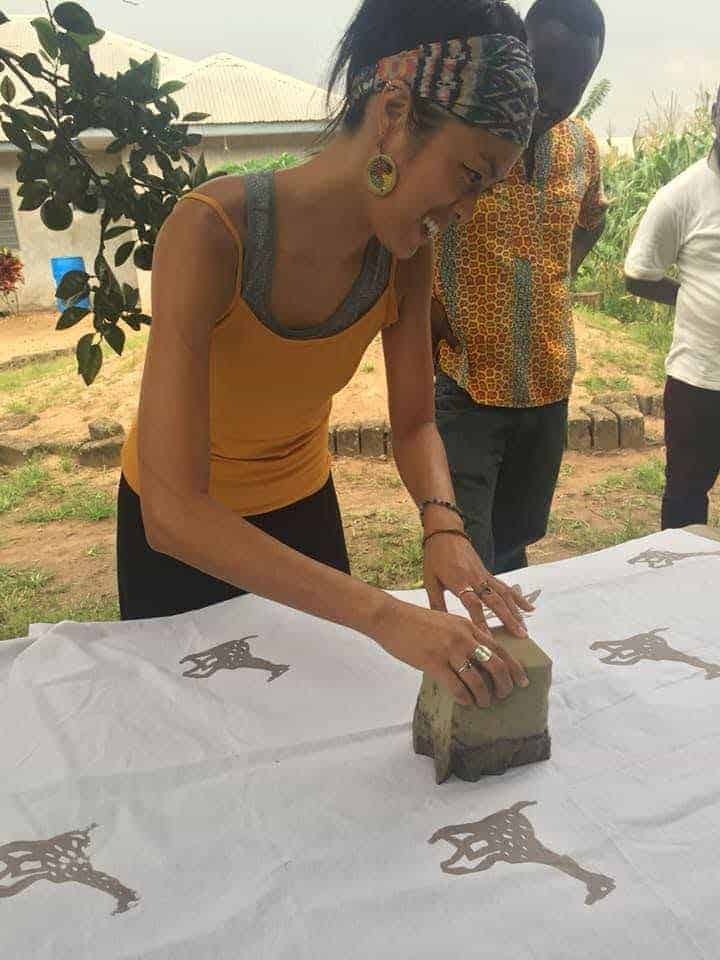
[{"x1": 624, "y1": 85, "x2": 720, "y2": 530}]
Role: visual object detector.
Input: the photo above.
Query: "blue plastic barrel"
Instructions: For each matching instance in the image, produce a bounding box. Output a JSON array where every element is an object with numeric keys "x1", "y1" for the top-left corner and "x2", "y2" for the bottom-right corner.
[{"x1": 51, "y1": 256, "x2": 91, "y2": 312}]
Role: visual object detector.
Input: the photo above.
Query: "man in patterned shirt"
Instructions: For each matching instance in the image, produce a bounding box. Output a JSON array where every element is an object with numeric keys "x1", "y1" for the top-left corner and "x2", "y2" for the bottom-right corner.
[{"x1": 432, "y1": 0, "x2": 607, "y2": 574}]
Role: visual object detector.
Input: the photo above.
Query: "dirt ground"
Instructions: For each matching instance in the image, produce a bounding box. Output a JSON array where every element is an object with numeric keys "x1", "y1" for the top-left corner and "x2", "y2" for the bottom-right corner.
[
  {"x1": 5, "y1": 429, "x2": 716, "y2": 641},
  {"x1": 0, "y1": 308, "x2": 662, "y2": 450},
  {"x1": 0, "y1": 305, "x2": 699, "y2": 640}
]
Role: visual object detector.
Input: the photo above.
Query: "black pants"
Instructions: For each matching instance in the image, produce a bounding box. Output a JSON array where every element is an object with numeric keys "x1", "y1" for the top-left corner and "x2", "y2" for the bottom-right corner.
[
  {"x1": 662, "y1": 375, "x2": 720, "y2": 530},
  {"x1": 116, "y1": 474, "x2": 350, "y2": 621},
  {"x1": 435, "y1": 372, "x2": 567, "y2": 574}
]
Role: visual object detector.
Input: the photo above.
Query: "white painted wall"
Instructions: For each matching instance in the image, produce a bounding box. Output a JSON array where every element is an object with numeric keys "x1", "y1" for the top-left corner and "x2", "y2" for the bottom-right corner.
[{"x1": 1, "y1": 129, "x2": 318, "y2": 314}]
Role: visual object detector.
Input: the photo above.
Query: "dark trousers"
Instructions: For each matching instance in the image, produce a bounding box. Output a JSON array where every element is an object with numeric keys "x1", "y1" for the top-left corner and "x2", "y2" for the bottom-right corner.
[
  {"x1": 116, "y1": 473, "x2": 350, "y2": 621},
  {"x1": 662, "y1": 375, "x2": 720, "y2": 530},
  {"x1": 435, "y1": 372, "x2": 567, "y2": 574}
]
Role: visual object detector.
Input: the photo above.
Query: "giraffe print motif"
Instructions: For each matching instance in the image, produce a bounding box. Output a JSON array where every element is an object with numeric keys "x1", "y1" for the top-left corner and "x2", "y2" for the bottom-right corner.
[
  {"x1": 430, "y1": 801, "x2": 616, "y2": 906},
  {"x1": 180, "y1": 636, "x2": 290, "y2": 682},
  {"x1": 0, "y1": 824, "x2": 139, "y2": 916},
  {"x1": 628, "y1": 548, "x2": 720, "y2": 569},
  {"x1": 591, "y1": 629, "x2": 720, "y2": 680}
]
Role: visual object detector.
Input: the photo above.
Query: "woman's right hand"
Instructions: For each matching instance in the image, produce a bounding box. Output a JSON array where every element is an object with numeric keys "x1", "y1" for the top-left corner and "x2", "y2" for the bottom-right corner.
[{"x1": 371, "y1": 597, "x2": 530, "y2": 707}]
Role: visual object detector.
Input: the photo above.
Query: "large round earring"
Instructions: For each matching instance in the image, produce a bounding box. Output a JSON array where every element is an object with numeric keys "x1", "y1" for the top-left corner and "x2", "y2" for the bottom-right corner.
[{"x1": 366, "y1": 152, "x2": 398, "y2": 197}]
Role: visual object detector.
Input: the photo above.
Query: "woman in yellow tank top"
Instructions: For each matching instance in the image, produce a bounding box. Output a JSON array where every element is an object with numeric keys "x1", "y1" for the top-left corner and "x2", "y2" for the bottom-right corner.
[{"x1": 117, "y1": 0, "x2": 539, "y2": 708}]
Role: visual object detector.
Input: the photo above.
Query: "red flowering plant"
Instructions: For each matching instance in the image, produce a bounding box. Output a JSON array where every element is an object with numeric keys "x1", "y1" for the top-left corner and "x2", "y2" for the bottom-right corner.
[{"x1": 0, "y1": 245, "x2": 23, "y2": 315}]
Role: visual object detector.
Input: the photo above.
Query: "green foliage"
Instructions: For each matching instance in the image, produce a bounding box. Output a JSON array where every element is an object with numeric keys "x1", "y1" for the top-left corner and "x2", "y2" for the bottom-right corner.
[
  {"x1": 0, "y1": 3, "x2": 216, "y2": 383},
  {"x1": 214, "y1": 152, "x2": 300, "y2": 176},
  {"x1": 578, "y1": 94, "x2": 714, "y2": 332},
  {"x1": 0, "y1": 562, "x2": 119, "y2": 641},
  {"x1": 21, "y1": 482, "x2": 116, "y2": 522},
  {"x1": 0, "y1": 459, "x2": 48, "y2": 513},
  {"x1": 576, "y1": 79, "x2": 611, "y2": 121},
  {"x1": 630, "y1": 456, "x2": 666, "y2": 496}
]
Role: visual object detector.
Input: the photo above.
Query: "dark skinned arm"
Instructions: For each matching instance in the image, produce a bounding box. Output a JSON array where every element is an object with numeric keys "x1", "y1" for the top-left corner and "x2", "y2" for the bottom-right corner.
[
  {"x1": 625, "y1": 274, "x2": 680, "y2": 307},
  {"x1": 571, "y1": 214, "x2": 606, "y2": 277}
]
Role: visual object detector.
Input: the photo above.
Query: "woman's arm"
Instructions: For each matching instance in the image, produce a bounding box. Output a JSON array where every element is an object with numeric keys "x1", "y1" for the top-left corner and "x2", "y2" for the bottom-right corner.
[
  {"x1": 382, "y1": 245, "x2": 531, "y2": 637},
  {"x1": 136, "y1": 199, "x2": 523, "y2": 706}
]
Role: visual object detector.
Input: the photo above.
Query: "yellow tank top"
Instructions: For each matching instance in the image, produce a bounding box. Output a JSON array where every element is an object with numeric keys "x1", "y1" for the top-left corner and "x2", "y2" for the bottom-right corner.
[{"x1": 121, "y1": 177, "x2": 398, "y2": 516}]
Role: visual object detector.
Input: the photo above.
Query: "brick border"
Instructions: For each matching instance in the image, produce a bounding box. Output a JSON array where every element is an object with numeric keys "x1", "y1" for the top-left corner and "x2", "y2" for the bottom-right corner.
[
  {"x1": 331, "y1": 396, "x2": 662, "y2": 460},
  {"x1": 0, "y1": 346, "x2": 75, "y2": 374}
]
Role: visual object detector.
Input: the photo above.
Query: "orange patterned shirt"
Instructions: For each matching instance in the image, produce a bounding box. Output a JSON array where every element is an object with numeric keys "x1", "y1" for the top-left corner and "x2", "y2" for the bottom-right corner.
[{"x1": 434, "y1": 117, "x2": 606, "y2": 408}]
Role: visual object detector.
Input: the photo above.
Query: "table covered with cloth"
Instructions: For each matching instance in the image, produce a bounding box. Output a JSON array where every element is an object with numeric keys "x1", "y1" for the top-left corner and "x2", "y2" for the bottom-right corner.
[{"x1": 1, "y1": 527, "x2": 720, "y2": 959}]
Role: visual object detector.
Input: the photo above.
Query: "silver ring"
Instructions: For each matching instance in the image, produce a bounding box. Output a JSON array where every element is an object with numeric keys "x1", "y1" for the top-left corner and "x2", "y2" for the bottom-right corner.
[
  {"x1": 476, "y1": 582, "x2": 493, "y2": 597},
  {"x1": 456, "y1": 659, "x2": 473, "y2": 676},
  {"x1": 472, "y1": 644, "x2": 493, "y2": 664}
]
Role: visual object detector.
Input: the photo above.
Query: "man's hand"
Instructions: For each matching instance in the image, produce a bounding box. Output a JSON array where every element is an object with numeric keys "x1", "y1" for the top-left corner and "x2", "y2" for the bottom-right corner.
[{"x1": 431, "y1": 297, "x2": 461, "y2": 358}]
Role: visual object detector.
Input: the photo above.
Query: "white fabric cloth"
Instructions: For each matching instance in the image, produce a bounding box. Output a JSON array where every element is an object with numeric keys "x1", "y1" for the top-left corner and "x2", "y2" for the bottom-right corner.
[
  {"x1": 2, "y1": 528, "x2": 720, "y2": 958},
  {"x1": 624, "y1": 150, "x2": 720, "y2": 390}
]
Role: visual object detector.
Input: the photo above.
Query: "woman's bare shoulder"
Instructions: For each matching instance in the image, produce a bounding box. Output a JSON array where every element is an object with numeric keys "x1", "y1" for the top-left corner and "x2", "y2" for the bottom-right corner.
[{"x1": 192, "y1": 173, "x2": 247, "y2": 243}]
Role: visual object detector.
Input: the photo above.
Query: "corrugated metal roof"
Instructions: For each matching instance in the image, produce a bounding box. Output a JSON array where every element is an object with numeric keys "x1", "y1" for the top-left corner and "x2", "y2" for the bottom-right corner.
[
  {"x1": 176, "y1": 53, "x2": 328, "y2": 124},
  {"x1": 0, "y1": 16, "x2": 193, "y2": 84},
  {"x1": 0, "y1": 16, "x2": 329, "y2": 141}
]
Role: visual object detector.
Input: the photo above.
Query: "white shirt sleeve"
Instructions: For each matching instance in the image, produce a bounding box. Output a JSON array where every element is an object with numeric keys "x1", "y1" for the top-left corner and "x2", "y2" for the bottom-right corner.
[{"x1": 624, "y1": 190, "x2": 683, "y2": 281}]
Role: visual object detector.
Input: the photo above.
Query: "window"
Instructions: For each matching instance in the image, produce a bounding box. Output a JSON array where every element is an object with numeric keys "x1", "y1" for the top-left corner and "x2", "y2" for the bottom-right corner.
[{"x1": 0, "y1": 189, "x2": 19, "y2": 249}]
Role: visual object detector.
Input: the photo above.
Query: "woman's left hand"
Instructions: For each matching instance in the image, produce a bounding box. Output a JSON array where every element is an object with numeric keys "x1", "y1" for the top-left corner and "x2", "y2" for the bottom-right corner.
[{"x1": 423, "y1": 532, "x2": 534, "y2": 640}]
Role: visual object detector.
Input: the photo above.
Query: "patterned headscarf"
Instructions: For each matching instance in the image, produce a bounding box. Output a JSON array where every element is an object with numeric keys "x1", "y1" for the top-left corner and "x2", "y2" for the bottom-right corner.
[{"x1": 350, "y1": 35, "x2": 538, "y2": 148}]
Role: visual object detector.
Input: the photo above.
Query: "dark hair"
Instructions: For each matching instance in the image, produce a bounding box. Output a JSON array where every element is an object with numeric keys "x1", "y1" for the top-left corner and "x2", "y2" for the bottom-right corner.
[
  {"x1": 525, "y1": 0, "x2": 605, "y2": 56},
  {"x1": 325, "y1": 0, "x2": 526, "y2": 137}
]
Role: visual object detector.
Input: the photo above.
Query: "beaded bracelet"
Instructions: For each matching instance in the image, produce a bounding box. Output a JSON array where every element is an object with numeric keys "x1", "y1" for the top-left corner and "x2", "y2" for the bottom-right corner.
[
  {"x1": 419, "y1": 498, "x2": 465, "y2": 524},
  {"x1": 422, "y1": 528, "x2": 472, "y2": 550}
]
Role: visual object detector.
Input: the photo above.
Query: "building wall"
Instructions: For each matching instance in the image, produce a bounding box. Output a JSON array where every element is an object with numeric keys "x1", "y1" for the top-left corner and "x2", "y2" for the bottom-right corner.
[
  {"x1": 1, "y1": 130, "x2": 318, "y2": 313},
  {"x1": 0, "y1": 153, "x2": 139, "y2": 312}
]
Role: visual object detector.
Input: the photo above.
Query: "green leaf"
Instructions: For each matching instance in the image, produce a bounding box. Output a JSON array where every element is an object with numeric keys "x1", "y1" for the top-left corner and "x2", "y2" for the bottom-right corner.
[
  {"x1": 104, "y1": 323, "x2": 125, "y2": 355},
  {"x1": 56, "y1": 305, "x2": 89, "y2": 329},
  {"x1": 158, "y1": 80, "x2": 185, "y2": 97},
  {"x1": 182, "y1": 112, "x2": 210, "y2": 123},
  {"x1": 16, "y1": 150, "x2": 47, "y2": 182},
  {"x1": 122, "y1": 283, "x2": 139, "y2": 309},
  {"x1": 17, "y1": 181, "x2": 50, "y2": 211},
  {"x1": 27, "y1": 113, "x2": 53, "y2": 132},
  {"x1": 0, "y1": 13, "x2": 9, "y2": 26},
  {"x1": 114, "y1": 239, "x2": 135, "y2": 267},
  {"x1": 68, "y1": 28, "x2": 105, "y2": 49},
  {"x1": 56, "y1": 269, "x2": 88, "y2": 299},
  {"x1": 94, "y1": 286, "x2": 123, "y2": 318},
  {"x1": 19, "y1": 53, "x2": 43, "y2": 77},
  {"x1": 133, "y1": 244, "x2": 153, "y2": 271},
  {"x1": 45, "y1": 154, "x2": 65, "y2": 183},
  {"x1": 62, "y1": 165, "x2": 90, "y2": 201},
  {"x1": 28, "y1": 127, "x2": 49, "y2": 147},
  {"x1": 104, "y1": 225, "x2": 132, "y2": 241},
  {"x1": 124, "y1": 313, "x2": 141, "y2": 331},
  {"x1": 31, "y1": 17, "x2": 58, "y2": 59},
  {"x1": 191, "y1": 152, "x2": 209, "y2": 188},
  {"x1": 1, "y1": 75, "x2": 15, "y2": 103},
  {"x1": 105, "y1": 138, "x2": 124, "y2": 154},
  {"x1": 77, "y1": 336, "x2": 102, "y2": 385},
  {"x1": 149, "y1": 52, "x2": 160, "y2": 88},
  {"x1": 1, "y1": 121, "x2": 30, "y2": 153},
  {"x1": 76, "y1": 330, "x2": 93, "y2": 366},
  {"x1": 74, "y1": 191, "x2": 99, "y2": 214},
  {"x1": 53, "y1": 2, "x2": 95, "y2": 34}
]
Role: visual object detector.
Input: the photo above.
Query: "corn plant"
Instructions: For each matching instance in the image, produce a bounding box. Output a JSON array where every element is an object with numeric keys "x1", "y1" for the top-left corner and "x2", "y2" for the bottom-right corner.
[{"x1": 579, "y1": 91, "x2": 714, "y2": 325}]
